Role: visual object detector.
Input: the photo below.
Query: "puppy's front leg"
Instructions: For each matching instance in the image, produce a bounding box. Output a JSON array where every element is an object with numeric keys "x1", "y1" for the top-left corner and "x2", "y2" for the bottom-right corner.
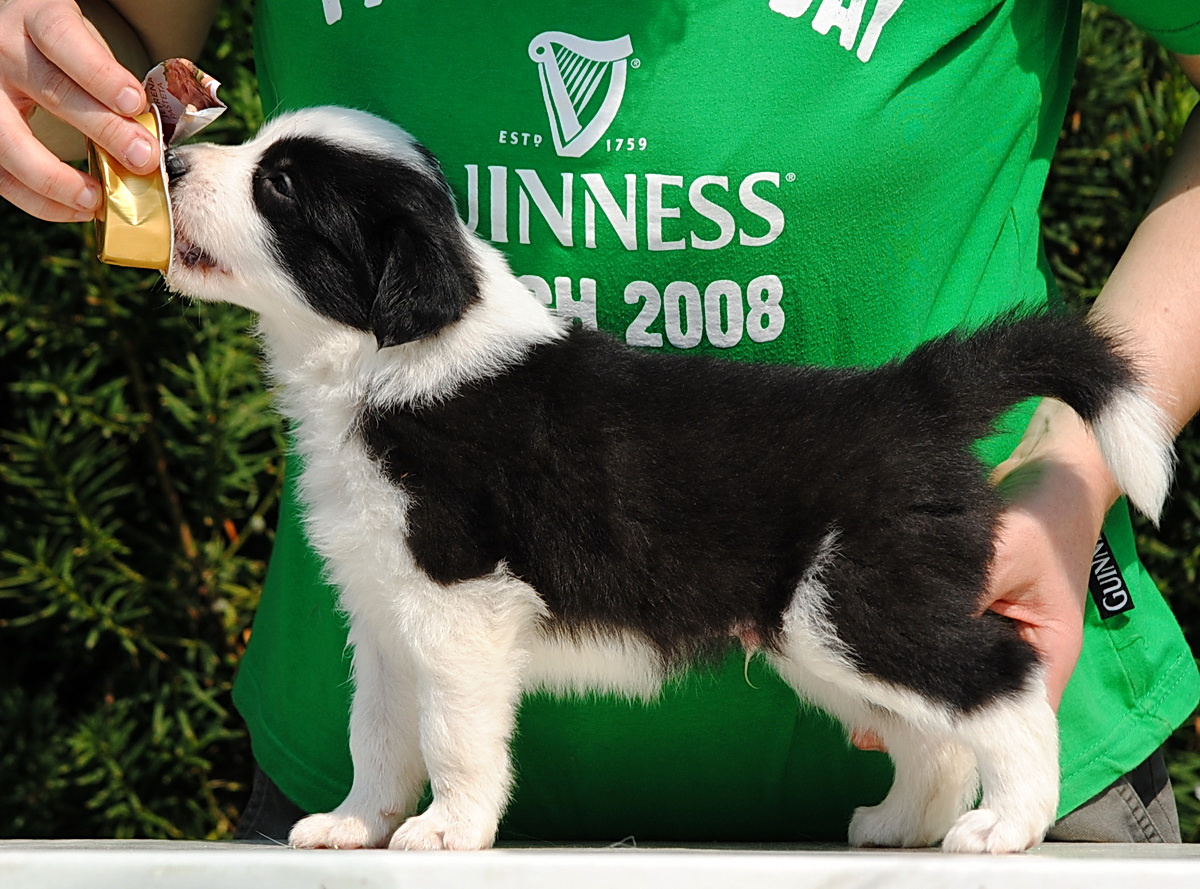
[
  {"x1": 388, "y1": 578, "x2": 536, "y2": 851},
  {"x1": 290, "y1": 628, "x2": 426, "y2": 849}
]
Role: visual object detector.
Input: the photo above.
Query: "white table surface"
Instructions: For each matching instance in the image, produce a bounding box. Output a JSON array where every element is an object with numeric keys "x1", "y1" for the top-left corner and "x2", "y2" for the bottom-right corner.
[{"x1": 1, "y1": 839, "x2": 1198, "y2": 889}]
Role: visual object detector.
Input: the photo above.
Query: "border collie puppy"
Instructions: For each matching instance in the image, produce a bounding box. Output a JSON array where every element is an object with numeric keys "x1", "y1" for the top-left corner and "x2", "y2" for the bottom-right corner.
[{"x1": 163, "y1": 107, "x2": 1174, "y2": 854}]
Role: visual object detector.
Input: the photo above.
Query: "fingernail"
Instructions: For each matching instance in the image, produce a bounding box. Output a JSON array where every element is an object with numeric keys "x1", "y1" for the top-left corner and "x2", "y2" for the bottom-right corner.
[
  {"x1": 125, "y1": 138, "x2": 153, "y2": 169},
  {"x1": 76, "y1": 183, "x2": 101, "y2": 210},
  {"x1": 115, "y1": 86, "x2": 143, "y2": 115}
]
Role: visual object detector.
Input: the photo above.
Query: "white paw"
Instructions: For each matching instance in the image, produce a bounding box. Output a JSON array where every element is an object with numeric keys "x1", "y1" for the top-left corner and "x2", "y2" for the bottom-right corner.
[
  {"x1": 289, "y1": 811, "x2": 395, "y2": 849},
  {"x1": 940, "y1": 808, "x2": 1044, "y2": 854},
  {"x1": 388, "y1": 808, "x2": 496, "y2": 851},
  {"x1": 849, "y1": 803, "x2": 930, "y2": 848}
]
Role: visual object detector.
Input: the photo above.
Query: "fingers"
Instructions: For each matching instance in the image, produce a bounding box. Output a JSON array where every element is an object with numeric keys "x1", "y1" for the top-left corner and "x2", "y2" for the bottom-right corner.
[
  {"x1": 0, "y1": 0, "x2": 160, "y2": 221},
  {"x1": 982, "y1": 509, "x2": 1085, "y2": 712},
  {"x1": 0, "y1": 169, "x2": 96, "y2": 222},
  {"x1": 0, "y1": 101, "x2": 102, "y2": 219},
  {"x1": 26, "y1": 3, "x2": 145, "y2": 116},
  {"x1": 17, "y1": 40, "x2": 159, "y2": 175},
  {"x1": 21, "y1": 63, "x2": 159, "y2": 173}
]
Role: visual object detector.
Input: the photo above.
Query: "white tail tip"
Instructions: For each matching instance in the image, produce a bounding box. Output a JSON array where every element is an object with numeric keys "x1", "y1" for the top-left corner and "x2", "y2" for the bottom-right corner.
[{"x1": 1092, "y1": 389, "x2": 1176, "y2": 525}]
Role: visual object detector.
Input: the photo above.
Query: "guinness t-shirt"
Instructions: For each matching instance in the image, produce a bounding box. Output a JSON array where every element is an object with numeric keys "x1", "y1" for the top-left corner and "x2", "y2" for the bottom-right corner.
[{"x1": 233, "y1": 0, "x2": 1200, "y2": 840}]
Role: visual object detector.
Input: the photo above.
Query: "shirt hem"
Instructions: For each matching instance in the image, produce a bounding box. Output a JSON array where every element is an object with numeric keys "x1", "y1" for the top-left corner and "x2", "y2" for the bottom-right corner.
[
  {"x1": 232, "y1": 670, "x2": 349, "y2": 815},
  {"x1": 1058, "y1": 650, "x2": 1200, "y2": 817},
  {"x1": 1141, "y1": 19, "x2": 1200, "y2": 55}
]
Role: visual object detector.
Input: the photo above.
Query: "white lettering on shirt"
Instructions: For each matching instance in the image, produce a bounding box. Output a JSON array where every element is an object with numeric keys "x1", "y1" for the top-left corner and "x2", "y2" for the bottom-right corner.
[
  {"x1": 768, "y1": 0, "x2": 905, "y2": 63},
  {"x1": 464, "y1": 166, "x2": 786, "y2": 253},
  {"x1": 322, "y1": 0, "x2": 382, "y2": 26},
  {"x1": 646, "y1": 174, "x2": 687, "y2": 252}
]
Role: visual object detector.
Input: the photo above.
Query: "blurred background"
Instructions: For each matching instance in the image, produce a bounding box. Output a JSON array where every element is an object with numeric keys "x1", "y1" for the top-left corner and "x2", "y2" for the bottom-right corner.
[{"x1": 1, "y1": 1, "x2": 1197, "y2": 842}]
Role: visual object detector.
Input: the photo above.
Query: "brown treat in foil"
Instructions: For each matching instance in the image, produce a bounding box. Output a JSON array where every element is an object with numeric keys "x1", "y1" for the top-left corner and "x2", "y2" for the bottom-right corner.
[
  {"x1": 145, "y1": 58, "x2": 225, "y2": 145},
  {"x1": 87, "y1": 108, "x2": 172, "y2": 270},
  {"x1": 164, "y1": 58, "x2": 214, "y2": 108}
]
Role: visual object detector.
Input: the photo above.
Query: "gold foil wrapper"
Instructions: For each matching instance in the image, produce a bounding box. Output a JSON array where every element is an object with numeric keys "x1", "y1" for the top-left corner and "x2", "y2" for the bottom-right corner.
[
  {"x1": 86, "y1": 59, "x2": 224, "y2": 271},
  {"x1": 87, "y1": 108, "x2": 172, "y2": 270}
]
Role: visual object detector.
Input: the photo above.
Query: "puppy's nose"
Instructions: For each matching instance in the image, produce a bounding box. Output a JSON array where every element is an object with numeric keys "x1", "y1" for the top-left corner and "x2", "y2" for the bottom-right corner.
[{"x1": 164, "y1": 149, "x2": 188, "y2": 181}]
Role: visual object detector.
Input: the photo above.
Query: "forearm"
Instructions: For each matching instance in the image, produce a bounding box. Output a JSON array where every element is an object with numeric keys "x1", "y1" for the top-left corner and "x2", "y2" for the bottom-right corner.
[
  {"x1": 1089, "y1": 77, "x2": 1200, "y2": 439},
  {"x1": 107, "y1": 0, "x2": 217, "y2": 64},
  {"x1": 1003, "y1": 56, "x2": 1200, "y2": 511}
]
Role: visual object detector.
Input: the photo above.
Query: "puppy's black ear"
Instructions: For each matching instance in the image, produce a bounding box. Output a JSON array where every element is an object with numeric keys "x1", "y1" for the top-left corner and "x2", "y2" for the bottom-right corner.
[{"x1": 371, "y1": 221, "x2": 479, "y2": 349}]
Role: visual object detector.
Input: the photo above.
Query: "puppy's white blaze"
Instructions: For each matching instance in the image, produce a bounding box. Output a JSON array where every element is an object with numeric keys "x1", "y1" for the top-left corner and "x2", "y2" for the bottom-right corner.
[
  {"x1": 165, "y1": 140, "x2": 296, "y2": 308},
  {"x1": 1092, "y1": 387, "x2": 1176, "y2": 525}
]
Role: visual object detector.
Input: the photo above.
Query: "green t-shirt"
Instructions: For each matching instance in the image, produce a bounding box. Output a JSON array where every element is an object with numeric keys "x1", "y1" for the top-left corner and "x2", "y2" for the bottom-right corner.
[{"x1": 233, "y1": 0, "x2": 1200, "y2": 841}]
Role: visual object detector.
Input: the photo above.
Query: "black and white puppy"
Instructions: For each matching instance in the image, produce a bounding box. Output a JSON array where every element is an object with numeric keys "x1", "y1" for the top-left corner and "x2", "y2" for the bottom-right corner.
[{"x1": 164, "y1": 107, "x2": 1174, "y2": 854}]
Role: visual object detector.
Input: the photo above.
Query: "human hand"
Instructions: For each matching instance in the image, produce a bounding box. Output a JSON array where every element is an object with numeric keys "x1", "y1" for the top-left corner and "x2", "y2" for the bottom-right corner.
[
  {"x1": 0, "y1": 0, "x2": 159, "y2": 222},
  {"x1": 980, "y1": 398, "x2": 1121, "y2": 711},
  {"x1": 978, "y1": 464, "x2": 1102, "y2": 709}
]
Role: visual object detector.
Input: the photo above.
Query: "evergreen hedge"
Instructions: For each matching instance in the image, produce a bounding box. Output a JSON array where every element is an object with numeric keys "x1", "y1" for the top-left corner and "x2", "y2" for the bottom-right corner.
[
  {"x1": 1, "y1": 2, "x2": 1197, "y2": 842},
  {"x1": 1, "y1": 3, "x2": 267, "y2": 839}
]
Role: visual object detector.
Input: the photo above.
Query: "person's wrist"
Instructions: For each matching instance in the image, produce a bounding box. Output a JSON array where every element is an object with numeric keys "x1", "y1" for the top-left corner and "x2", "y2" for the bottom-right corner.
[{"x1": 994, "y1": 398, "x2": 1121, "y2": 523}]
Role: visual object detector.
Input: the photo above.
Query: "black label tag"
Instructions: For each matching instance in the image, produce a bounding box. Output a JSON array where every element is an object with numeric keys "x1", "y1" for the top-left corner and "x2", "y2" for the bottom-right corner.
[{"x1": 1089, "y1": 533, "x2": 1135, "y2": 620}]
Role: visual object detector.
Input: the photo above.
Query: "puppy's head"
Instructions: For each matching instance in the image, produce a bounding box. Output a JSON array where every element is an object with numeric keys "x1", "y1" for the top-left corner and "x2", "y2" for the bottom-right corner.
[{"x1": 164, "y1": 106, "x2": 479, "y2": 348}]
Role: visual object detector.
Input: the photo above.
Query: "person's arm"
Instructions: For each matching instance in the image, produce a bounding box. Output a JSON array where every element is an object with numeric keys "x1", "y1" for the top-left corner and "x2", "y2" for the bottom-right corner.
[
  {"x1": 851, "y1": 56, "x2": 1200, "y2": 754},
  {"x1": 0, "y1": 0, "x2": 217, "y2": 222},
  {"x1": 983, "y1": 53, "x2": 1200, "y2": 709}
]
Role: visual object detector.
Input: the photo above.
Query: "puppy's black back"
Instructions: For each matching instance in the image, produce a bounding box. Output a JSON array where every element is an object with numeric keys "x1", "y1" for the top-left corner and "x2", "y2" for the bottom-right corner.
[{"x1": 358, "y1": 314, "x2": 1129, "y2": 711}]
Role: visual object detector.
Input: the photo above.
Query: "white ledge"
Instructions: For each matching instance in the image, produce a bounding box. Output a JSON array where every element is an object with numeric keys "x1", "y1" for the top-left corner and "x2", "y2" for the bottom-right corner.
[{"x1": 1, "y1": 839, "x2": 1197, "y2": 888}]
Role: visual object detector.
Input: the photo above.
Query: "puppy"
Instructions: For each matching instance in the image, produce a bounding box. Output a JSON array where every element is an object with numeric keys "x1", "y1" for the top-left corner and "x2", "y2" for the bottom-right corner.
[{"x1": 163, "y1": 107, "x2": 1174, "y2": 853}]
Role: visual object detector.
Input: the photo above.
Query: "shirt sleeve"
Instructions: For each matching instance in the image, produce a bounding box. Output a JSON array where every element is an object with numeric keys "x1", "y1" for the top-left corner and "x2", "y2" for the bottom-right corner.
[{"x1": 1104, "y1": 0, "x2": 1200, "y2": 54}]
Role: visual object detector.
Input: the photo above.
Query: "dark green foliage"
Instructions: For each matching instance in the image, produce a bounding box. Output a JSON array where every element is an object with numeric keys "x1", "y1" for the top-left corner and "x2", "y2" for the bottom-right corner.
[
  {"x1": 0, "y1": 3, "x2": 274, "y2": 838},
  {"x1": 1, "y1": 0, "x2": 1197, "y2": 843}
]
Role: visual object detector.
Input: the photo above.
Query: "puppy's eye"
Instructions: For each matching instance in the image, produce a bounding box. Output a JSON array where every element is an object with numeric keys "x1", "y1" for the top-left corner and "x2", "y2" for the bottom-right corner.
[{"x1": 267, "y1": 171, "x2": 295, "y2": 199}]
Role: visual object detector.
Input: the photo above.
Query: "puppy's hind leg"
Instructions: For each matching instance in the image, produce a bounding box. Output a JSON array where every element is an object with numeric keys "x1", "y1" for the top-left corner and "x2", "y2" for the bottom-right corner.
[
  {"x1": 940, "y1": 673, "x2": 1059, "y2": 853},
  {"x1": 848, "y1": 721, "x2": 978, "y2": 848},
  {"x1": 290, "y1": 630, "x2": 426, "y2": 849},
  {"x1": 769, "y1": 655, "x2": 979, "y2": 850},
  {"x1": 767, "y1": 540, "x2": 979, "y2": 850}
]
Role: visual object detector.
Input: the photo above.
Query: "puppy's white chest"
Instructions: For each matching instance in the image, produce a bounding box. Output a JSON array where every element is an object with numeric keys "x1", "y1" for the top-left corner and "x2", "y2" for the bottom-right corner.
[{"x1": 287, "y1": 393, "x2": 422, "y2": 612}]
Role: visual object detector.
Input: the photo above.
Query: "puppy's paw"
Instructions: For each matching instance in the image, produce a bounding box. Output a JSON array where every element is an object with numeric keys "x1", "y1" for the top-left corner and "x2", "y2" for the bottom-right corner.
[
  {"x1": 388, "y1": 808, "x2": 496, "y2": 851},
  {"x1": 289, "y1": 811, "x2": 394, "y2": 849},
  {"x1": 849, "y1": 803, "x2": 931, "y2": 848},
  {"x1": 849, "y1": 785, "x2": 971, "y2": 848},
  {"x1": 940, "y1": 808, "x2": 1043, "y2": 854}
]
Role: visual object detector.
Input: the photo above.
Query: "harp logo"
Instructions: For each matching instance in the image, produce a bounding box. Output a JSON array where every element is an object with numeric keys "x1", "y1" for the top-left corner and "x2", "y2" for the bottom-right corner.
[{"x1": 529, "y1": 32, "x2": 634, "y2": 158}]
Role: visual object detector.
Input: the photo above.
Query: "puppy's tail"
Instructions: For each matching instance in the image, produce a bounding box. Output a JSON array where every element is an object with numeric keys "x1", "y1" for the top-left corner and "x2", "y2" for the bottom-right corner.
[{"x1": 899, "y1": 311, "x2": 1175, "y2": 523}]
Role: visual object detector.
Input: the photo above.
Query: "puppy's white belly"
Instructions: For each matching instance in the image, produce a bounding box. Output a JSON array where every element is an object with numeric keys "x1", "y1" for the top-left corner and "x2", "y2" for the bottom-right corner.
[{"x1": 523, "y1": 629, "x2": 666, "y2": 701}]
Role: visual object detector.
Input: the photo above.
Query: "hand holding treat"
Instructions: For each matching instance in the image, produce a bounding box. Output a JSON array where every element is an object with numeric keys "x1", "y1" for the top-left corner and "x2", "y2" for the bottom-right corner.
[
  {"x1": 0, "y1": 0, "x2": 161, "y2": 222},
  {"x1": 88, "y1": 58, "x2": 225, "y2": 269}
]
